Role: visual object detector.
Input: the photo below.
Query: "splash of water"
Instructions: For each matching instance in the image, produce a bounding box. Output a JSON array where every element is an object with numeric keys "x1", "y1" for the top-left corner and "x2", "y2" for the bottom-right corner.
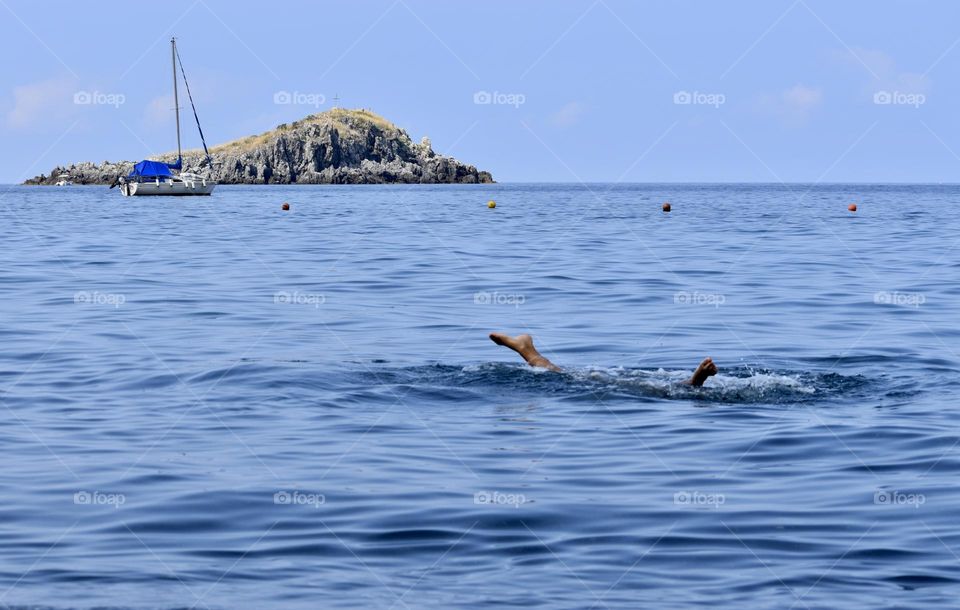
[{"x1": 364, "y1": 362, "x2": 868, "y2": 405}]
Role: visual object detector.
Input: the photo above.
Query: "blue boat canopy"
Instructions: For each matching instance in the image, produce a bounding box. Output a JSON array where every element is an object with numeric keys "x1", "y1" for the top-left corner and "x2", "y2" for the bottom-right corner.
[{"x1": 127, "y1": 158, "x2": 182, "y2": 178}]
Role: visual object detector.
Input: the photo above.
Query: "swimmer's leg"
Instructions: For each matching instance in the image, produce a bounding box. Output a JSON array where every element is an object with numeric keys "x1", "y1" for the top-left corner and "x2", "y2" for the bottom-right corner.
[
  {"x1": 684, "y1": 357, "x2": 718, "y2": 387},
  {"x1": 489, "y1": 333, "x2": 561, "y2": 372}
]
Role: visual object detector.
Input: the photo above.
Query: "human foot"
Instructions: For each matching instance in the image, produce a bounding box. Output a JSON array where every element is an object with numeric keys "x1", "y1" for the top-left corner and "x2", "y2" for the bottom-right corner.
[
  {"x1": 489, "y1": 332, "x2": 533, "y2": 353},
  {"x1": 489, "y1": 332, "x2": 560, "y2": 371},
  {"x1": 686, "y1": 357, "x2": 718, "y2": 387}
]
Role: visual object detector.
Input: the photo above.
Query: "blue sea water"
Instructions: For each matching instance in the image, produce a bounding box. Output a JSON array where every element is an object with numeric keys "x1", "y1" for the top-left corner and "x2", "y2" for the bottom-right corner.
[{"x1": 0, "y1": 183, "x2": 958, "y2": 609}]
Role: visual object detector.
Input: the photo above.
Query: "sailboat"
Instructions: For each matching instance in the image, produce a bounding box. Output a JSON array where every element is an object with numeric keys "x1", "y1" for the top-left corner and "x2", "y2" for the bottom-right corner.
[{"x1": 117, "y1": 38, "x2": 216, "y2": 196}]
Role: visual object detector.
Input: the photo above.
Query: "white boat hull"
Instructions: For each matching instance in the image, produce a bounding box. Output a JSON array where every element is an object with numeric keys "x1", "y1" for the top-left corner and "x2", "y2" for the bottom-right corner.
[{"x1": 121, "y1": 176, "x2": 216, "y2": 196}]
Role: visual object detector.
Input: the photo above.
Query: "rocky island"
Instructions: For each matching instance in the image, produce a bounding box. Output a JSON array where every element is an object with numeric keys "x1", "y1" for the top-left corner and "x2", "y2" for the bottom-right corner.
[{"x1": 25, "y1": 108, "x2": 494, "y2": 185}]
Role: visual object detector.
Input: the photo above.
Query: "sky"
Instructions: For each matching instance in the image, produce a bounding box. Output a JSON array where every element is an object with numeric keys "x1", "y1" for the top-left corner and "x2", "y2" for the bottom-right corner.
[{"x1": 2, "y1": 0, "x2": 959, "y2": 184}]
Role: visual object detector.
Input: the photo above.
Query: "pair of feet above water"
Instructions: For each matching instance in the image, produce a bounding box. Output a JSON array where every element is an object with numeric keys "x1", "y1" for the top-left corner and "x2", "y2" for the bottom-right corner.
[{"x1": 489, "y1": 332, "x2": 718, "y2": 387}]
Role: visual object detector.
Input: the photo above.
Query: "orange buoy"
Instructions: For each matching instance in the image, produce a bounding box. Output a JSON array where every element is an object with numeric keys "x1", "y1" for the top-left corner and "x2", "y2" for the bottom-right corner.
[
  {"x1": 282, "y1": 202, "x2": 290, "y2": 211},
  {"x1": 848, "y1": 203, "x2": 857, "y2": 212},
  {"x1": 662, "y1": 202, "x2": 671, "y2": 212}
]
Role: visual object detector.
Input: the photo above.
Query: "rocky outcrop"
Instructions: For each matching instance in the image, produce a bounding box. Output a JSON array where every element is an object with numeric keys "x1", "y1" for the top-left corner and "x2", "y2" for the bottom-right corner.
[{"x1": 25, "y1": 109, "x2": 494, "y2": 185}]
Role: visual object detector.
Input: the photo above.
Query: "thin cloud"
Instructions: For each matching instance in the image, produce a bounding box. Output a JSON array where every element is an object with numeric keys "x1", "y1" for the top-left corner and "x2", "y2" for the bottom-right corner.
[
  {"x1": 5, "y1": 77, "x2": 77, "y2": 129},
  {"x1": 549, "y1": 101, "x2": 586, "y2": 127},
  {"x1": 756, "y1": 84, "x2": 823, "y2": 125},
  {"x1": 832, "y1": 47, "x2": 931, "y2": 99},
  {"x1": 144, "y1": 94, "x2": 175, "y2": 126},
  {"x1": 783, "y1": 84, "x2": 823, "y2": 111}
]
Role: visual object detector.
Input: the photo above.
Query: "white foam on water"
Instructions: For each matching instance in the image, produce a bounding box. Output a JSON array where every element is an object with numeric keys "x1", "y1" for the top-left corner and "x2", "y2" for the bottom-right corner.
[
  {"x1": 450, "y1": 363, "x2": 825, "y2": 403},
  {"x1": 577, "y1": 366, "x2": 818, "y2": 401}
]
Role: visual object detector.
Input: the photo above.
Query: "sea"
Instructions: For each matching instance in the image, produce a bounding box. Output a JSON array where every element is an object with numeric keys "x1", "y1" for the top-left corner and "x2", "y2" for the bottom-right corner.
[{"x1": 0, "y1": 183, "x2": 958, "y2": 608}]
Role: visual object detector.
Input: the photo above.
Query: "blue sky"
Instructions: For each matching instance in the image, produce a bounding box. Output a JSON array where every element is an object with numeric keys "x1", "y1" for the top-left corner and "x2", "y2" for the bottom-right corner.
[{"x1": 2, "y1": 0, "x2": 959, "y2": 183}]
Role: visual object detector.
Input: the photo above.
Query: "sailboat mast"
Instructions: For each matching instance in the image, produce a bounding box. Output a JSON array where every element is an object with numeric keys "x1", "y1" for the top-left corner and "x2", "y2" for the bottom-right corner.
[{"x1": 171, "y1": 37, "x2": 182, "y2": 162}]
